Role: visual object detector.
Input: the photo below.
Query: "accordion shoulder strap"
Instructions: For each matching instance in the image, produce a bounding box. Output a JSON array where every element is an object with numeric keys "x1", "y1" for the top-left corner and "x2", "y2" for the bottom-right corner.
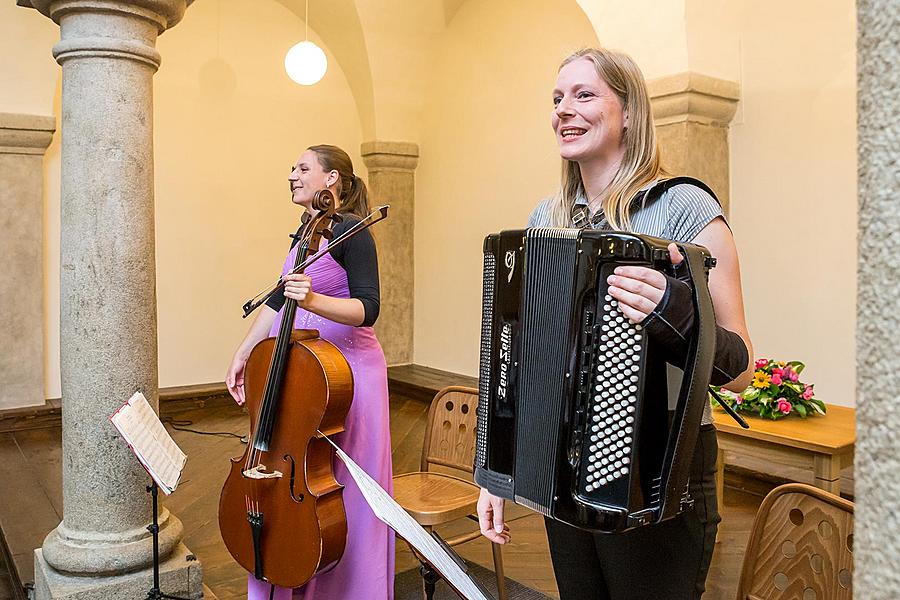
[
  {"x1": 657, "y1": 243, "x2": 717, "y2": 523},
  {"x1": 636, "y1": 176, "x2": 721, "y2": 209}
]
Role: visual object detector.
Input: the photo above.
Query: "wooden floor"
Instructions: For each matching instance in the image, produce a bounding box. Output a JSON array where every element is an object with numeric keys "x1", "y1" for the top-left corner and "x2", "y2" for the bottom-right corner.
[{"x1": 0, "y1": 392, "x2": 772, "y2": 600}]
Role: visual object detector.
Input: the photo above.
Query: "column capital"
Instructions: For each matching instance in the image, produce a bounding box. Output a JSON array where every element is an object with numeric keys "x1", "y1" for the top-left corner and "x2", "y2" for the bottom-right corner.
[
  {"x1": 19, "y1": 1, "x2": 195, "y2": 69},
  {"x1": 361, "y1": 141, "x2": 419, "y2": 173},
  {"x1": 0, "y1": 113, "x2": 56, "y2": 155},
  {"x1": 18, "y1": 0, "x2": 193, "y2": 32},
  {"x1": 647, "y1": 72, "x2": 740, "y2": 127}
]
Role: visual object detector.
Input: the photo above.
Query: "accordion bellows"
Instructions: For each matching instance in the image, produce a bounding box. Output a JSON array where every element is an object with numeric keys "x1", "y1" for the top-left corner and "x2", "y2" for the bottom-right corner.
[{"x1": 475, "y1": 228, "x2": 717, "y2": 532}]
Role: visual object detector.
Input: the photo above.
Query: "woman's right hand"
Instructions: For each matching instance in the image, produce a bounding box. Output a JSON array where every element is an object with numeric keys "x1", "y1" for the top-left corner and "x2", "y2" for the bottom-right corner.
[
  {"x1": 477, "y1": 488, "x2": 510, "y2": 544},
  {"x1": 226, "y1": 306, "x2": 278, "y2": 407},
  {"x1": 225, "y1": 353, "x2": 248, "y2": 406}
]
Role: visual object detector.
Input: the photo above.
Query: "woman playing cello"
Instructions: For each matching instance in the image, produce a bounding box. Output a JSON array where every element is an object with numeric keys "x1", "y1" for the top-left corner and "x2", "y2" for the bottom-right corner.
[{"x1": 225, "y1": 144, "x2": 394, "y2": 600}]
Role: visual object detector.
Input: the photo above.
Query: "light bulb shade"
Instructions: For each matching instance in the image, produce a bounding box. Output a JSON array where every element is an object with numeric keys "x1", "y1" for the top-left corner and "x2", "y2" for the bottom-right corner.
[{"x1": 284, "y1": 41, "x2": 328, "y2": 85}]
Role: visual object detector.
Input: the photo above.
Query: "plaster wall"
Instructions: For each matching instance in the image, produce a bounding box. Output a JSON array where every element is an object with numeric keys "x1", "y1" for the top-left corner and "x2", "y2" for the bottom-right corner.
[
  {"x1": 5, "y1": 0, "x2": 364, "y2": 398},
  {"x1": 152, "y1": 0, "x2": 365, "y2": 390},
  {"x1": 728, "y1": 0, "x2": 857, "y2": 406},
  {"x1": 354, "y1": 0, "x2": 445, "y2": 141},
  {"x1": 413, "y1": 0, "x2": 858, "y2": 409},
  {"x1": 577, "y1": 0, "x2": 689, "y2": 79},
  {"x1": 412, "y1": 0, "x2": 599, "y2": 375},
  {"x1": 3, "y1": 0, "x2": 859, "y2": 408},
  {"x1": 0, "y1": 1, "x2": 58, "y2": 116}
]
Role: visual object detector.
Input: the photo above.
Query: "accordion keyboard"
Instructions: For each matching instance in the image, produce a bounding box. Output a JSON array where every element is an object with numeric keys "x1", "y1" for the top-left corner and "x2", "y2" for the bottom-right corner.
[{"x1": 578, "y1": 291, "x2": 648, "y2": 502}]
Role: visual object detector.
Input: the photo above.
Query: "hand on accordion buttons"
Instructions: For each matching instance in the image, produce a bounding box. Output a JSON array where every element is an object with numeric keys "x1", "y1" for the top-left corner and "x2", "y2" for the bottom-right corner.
[
  {"x1": 606, "y1": 243, "x2": 685, "y2": 323},
  {"x1": 477, "y1": 488, "x2": 511, "y2": 544}
]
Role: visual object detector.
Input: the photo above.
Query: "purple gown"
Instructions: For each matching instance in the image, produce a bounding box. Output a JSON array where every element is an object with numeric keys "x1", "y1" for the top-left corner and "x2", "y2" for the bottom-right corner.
[{"x1": 247, "y1": 239, "x2": 395, "y2": 600}]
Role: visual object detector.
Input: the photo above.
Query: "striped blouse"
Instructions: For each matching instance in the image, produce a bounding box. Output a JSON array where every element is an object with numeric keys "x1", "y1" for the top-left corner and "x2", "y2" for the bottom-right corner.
[{"x1": 527, "y1": 181, "x2": 726, "y2": 425}]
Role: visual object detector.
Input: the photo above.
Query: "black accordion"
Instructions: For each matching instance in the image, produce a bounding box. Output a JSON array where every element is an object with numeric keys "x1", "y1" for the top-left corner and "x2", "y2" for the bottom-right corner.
[{"x1": 474, "y1": 228, "x2": 717, "y2": 532}]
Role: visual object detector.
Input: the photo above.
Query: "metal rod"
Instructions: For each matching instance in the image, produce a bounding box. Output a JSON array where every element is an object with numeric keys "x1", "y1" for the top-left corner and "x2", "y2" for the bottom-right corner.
[{"x1": 709, "y1": 386, "x2": 750, "y2": 429}]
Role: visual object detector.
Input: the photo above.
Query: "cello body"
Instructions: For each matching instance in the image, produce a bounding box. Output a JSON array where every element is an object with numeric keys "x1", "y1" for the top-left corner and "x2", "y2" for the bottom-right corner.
[
  {"x1": 219, "y1": 189, "x2": 355, "y2": 589},
  {"x1": 218, "y1": 329, "x2": 353, "y2": 588}
]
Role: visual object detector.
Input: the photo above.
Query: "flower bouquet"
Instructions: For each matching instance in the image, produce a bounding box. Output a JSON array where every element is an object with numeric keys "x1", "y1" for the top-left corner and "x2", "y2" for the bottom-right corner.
[{"x1": 710, "y1": 359, "x2": 825, "y2": 420}]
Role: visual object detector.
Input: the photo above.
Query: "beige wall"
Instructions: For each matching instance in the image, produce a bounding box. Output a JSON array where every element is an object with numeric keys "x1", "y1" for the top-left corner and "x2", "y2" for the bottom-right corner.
[
  {"x1": 728, "y1": 0, "x2": 857, "y2": 406},
  {"x1": 412, "y1": 0, "x2": 599, "y2": 375},
  {"x1": 413, "y1": 0, "x2": 858, "y2": 407},
  {"x1": 4, "y1": 0, "x2": 858, "y2": 408},
  {"x1": 354, "y1": 0, "x2": 445, "y2": 141},
  {"x1": 10, "y1": 0, "x2": 365, "y2": 398},
  {"x1": 153, "y1": 0, "x2": 365, "y2": 390},
  {"x1": 0, "y1": 2, "x2": 58, "y2": 116},
  {"x1": 578, "y1": 0, "x2": 689, "y2": 79}
]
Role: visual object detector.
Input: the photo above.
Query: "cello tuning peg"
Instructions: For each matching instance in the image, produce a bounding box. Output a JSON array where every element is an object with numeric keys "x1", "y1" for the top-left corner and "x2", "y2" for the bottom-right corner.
[
  {"x1": 321, "y1": 229, "x2": 334, "y2": 240},
  {"x1": 330, "y1": 213, "x2": 344, "y2": 224}
]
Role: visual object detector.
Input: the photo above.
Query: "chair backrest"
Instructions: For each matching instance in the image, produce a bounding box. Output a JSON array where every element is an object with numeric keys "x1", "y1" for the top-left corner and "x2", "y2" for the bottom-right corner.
[
  {"x1": 737, "y1": 483, "x2": 854, "y2": 600},
  {"x1": 420, "y1": 386, "x2": 479, "y2": 473}
]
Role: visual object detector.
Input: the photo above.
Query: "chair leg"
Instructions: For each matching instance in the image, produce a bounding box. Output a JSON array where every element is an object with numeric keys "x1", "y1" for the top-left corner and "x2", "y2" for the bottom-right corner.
[{"x1": 491, "y1": 541, "x2": 508, "y2": 600}]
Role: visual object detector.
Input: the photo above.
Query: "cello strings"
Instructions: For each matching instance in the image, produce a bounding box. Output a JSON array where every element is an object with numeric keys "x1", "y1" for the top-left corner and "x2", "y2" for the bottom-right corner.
[{"x1": 245, "y1": 211, "x2": 322, "y2": 476}]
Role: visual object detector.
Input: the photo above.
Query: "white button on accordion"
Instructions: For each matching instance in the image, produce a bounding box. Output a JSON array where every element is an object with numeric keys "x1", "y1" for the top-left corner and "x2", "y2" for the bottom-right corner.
[{"x1": 475, "y1": 228, "x2": 717, "y2": 532}]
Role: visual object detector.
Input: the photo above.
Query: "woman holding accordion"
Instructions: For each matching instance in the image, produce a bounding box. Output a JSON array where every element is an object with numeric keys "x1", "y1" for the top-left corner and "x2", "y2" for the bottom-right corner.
[{"x1": 477, "y1": 47, "x2": 754, "y2": 600}]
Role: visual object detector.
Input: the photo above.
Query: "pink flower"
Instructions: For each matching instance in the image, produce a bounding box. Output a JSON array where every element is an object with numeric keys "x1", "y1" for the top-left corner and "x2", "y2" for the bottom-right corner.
[
  {"x1": 802, "y1": 385, "x2": 814, "y2": 400},
  {"x1": 772, "y1": 367, "x2": 784, "y2": 378},
  {"x1": 771, "y1": 374, "x2": 783, "y2": 386},
  {"x1": 781, "y1": 366, "x2": 799, "y2": 383},
  {"x1": 777, "y1": 398, "x2": 792, "y2": 414},
  {"x1": 755, "y1": 359, "x2": 769, "y2": 369},
  {"x1": 735, "y1": 396, "x2": 743, "y2": 405}
]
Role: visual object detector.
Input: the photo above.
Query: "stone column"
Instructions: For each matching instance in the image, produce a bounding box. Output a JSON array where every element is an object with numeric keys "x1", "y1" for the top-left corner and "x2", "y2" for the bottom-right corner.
[
  {"x1": 856, "y1": 1, "x2": 899, "y2": 597},
  {"x1": 647, "y1": 72, "x2": 740, "y2": 212},
  {"x1": 0, "y1": 113, "x2": 55, "y2": 410},
  {"x1": 361, "y1": 141, "x2": 418, "y2": 366},
  {"x1": 18, "y1": 1, "x2": 201, "y2": 599}
]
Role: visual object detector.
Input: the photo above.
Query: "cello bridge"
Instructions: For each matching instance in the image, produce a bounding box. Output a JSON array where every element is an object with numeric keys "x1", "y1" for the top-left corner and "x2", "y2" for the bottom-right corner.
[{"x1": 242, "y1": 465, "x2": 283, "y2": 479}]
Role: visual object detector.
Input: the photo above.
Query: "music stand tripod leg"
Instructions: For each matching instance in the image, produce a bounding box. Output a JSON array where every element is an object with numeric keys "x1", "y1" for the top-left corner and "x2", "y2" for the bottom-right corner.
[
  {"x1": 145, "y1": 481, "x2": 194, "y2": 600},
  {"x1": 418, "y1": 561, "x2": 440, "y2": 600}
]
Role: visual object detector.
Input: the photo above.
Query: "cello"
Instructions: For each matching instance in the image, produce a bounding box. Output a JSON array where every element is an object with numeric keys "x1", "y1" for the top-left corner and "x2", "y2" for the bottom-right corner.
[{"x1": 219, "y1": 189, "x2": 353, "y2": 588}]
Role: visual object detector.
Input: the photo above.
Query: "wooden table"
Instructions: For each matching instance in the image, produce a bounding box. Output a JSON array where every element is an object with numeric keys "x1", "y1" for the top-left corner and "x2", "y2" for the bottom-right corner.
[{"x1": 712, "y1": 404, "x2": 855, "y2": 508}]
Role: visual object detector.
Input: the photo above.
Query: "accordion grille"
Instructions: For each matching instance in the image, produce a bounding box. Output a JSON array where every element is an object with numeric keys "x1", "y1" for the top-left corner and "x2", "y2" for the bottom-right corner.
[
  {"x1": 475, "y1": 252, "x2": 495, "y2": 468},
  {"x1": 515, "y1": 228, "x2": 578, "y2": 508}
]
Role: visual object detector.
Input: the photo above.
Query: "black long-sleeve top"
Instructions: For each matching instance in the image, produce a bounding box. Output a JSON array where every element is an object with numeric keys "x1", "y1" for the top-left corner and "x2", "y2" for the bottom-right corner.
[{"x1": 265, "y1": 215, "x2": 380, "y2": 326}]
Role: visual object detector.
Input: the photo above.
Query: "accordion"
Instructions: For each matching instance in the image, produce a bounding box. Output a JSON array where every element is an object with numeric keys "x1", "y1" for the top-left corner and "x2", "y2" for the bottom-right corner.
[{"x1": 474, "y1": 228, "x2": 717, "y2": 532}]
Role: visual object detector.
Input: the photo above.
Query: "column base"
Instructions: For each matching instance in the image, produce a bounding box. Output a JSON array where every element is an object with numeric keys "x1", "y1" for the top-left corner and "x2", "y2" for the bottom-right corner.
[{"x1": 33, "y1": 542, "x2": 204, "y2": 600}]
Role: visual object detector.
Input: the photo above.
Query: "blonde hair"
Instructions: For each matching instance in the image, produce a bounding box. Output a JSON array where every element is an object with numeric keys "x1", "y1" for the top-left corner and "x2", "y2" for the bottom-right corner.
[{"x1": 548, "y1": 48, "x2": 666, "y2": 229}]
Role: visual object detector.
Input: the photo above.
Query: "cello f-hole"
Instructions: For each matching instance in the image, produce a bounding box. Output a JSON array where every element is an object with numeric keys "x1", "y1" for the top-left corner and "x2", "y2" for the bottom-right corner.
[{"x1": 283, "y1": 454, "x2": 305, "y2": 503}]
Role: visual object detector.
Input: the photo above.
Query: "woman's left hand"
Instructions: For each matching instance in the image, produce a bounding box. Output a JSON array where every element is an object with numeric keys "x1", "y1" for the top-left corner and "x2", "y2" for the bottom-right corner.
[
  {"x1": 606, "y1": 243, "x2": 684, "y2": 323},
  {"x1": 283, "y1": 272, "x2": 313, "y2": 306}
]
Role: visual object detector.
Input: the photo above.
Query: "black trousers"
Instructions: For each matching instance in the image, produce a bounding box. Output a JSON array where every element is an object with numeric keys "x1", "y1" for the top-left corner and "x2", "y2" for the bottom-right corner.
[{"x1": 545, "y1": 424, "x2": 721, "y2": 600}]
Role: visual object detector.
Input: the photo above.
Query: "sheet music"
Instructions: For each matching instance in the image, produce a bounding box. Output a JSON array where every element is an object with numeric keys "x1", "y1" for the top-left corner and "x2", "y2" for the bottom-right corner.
[
  {"x1": 109, "y1": 392, "x2": 187, "y2": 495},
  {"x1": 322, "y1": 436, "x2": 494, "y2": 600}
]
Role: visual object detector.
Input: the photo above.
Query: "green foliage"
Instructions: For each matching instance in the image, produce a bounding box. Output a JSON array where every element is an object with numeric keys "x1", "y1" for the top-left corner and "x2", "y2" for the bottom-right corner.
[{"x1": 710, "y1": 358, "x2": 823, "y2": 420}]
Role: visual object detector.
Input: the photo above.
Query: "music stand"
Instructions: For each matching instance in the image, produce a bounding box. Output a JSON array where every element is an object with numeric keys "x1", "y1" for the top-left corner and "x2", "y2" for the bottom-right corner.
[
  {"x1": 109, "y1": 392, "x2": 192, "y2": 600},
  {"x1": 145, "y1": 480, "x2": 191, "y2": 600}
]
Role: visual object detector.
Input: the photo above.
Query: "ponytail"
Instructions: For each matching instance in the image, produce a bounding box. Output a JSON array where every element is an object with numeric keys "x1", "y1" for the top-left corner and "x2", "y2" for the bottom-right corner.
[
  {"x1": 307, "y1": 144, "x2": 371, "y2": 219},
  {"x1": 340, "y1": 173, "x2": 371, "y2": 220}
]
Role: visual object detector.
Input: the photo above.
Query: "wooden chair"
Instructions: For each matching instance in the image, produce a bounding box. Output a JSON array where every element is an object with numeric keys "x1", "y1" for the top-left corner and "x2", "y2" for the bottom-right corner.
[
  {"x1": 737, "y1": 483, "x2": 854, "y2": 600},
  {"x1": 393, "y1": 386, "x2": 508, "y2": 600}
]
